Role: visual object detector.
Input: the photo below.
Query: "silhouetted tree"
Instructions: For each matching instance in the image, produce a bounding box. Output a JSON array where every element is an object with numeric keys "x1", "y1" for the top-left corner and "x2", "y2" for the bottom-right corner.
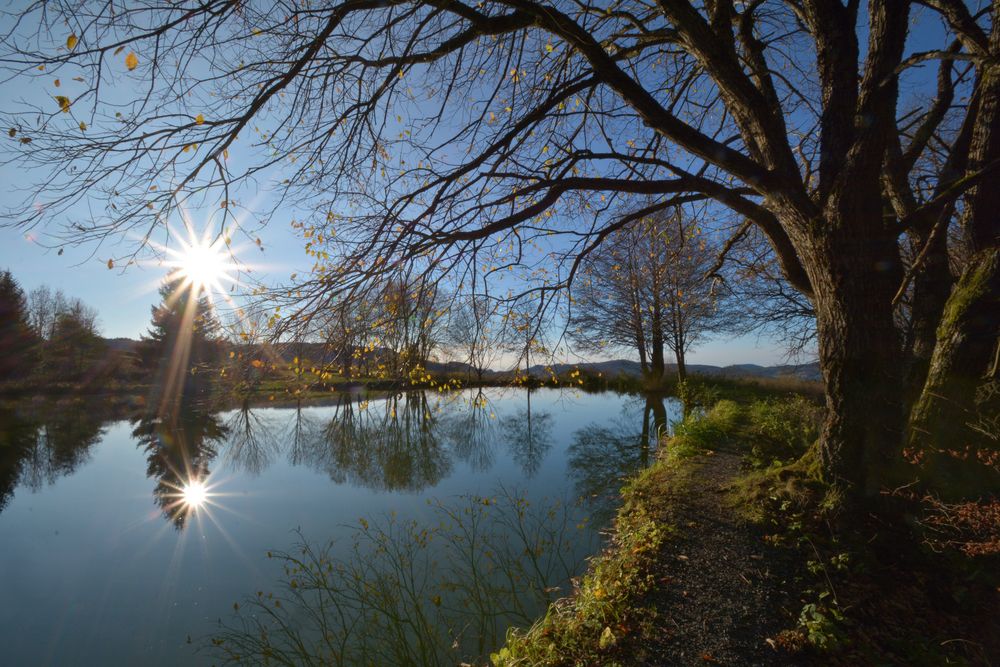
[
  {"x1": 444, "y1": 295, "x2": 511, "y2": 382},
  {"x1": 0, "y1": 270, "x2": 37, "y2": 381},
  {"x1": 570, "y1": 209, "x2": 735, "y2": 386},
  {"x1": 141, "y1": 278, "x2": 222, "y2": 411},
  {"x1": 46, "y1": 301, "x2": 104, "y2": 381}
]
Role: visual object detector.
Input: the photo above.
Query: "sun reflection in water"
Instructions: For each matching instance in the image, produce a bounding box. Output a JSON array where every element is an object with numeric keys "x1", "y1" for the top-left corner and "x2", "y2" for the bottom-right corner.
[{"x1": 181, "y1": 480, "x2": 209, "y2": 509}]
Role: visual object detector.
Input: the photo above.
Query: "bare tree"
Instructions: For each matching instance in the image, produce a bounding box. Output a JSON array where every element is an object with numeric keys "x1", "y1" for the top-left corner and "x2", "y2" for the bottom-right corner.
[
  {"x1": 721, "y1": 225, "x2": 817, "y2": 359},
  {"x1": 222, "y1": 308, "x2": 273, "y2": 393},
  {"x1": 375, "y1": 272, "x2": 444, "y2": 380},
  {"x1": 444, "y1": 294, "x2": 509, "y2": 382},
  {"x1": 2, "y1": 1, "x2": 998, "y2": 499},
  {"x1": 570, "y1": 207, "x2": 735, "y2": 386},
  {"x1": 319, "y1": 300, "x2": 378, "y2": 379}
]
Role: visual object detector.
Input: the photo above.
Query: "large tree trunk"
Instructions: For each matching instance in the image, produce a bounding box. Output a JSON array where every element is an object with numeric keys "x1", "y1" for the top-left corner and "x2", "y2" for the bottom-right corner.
[
  {"x1": 908, "y1": 33, "x2": 1000, "y2": 496},
  {"x1": 804, "y1": 227, "x2": 906, "y2": 498},
  {"x1": 649, "y1": 338, "x2": 665, "y2": 385},
  {"x1": 908, "y1": 247, "x2": 1000, "y2": 495},
  {"x1": 905, "y1": 229, "x2": 953, "y2": 402}
]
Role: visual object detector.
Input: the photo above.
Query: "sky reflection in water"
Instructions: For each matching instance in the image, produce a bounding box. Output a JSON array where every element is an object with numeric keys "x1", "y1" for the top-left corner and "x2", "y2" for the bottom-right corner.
[{"x1": 0, "y1": 387, "x2": 679, "y2": 665}]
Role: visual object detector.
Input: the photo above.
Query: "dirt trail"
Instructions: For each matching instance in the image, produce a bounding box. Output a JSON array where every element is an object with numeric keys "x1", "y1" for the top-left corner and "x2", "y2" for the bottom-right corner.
[{"x1": 642, "y1": 451, "x2": 802, "y2": 666}]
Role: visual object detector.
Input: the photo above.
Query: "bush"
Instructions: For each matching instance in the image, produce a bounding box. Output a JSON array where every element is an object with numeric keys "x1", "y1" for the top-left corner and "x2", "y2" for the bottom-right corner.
[
  {"x1": 668, "y1": 399, "x2": 742, "y2": 459},
  {"x1": 745, "y1": 396, "x2": 822, "y2": 468}
]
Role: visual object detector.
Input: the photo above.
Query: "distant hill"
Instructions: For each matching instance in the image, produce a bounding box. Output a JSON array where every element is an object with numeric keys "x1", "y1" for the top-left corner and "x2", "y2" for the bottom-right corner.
[
  {"x1": 103, "y1": 337, "x2": 141, "y2": 352},
  {"x1": 101, "y1": 336, "x2": 819, "y2": 382},
  {"x1": 525, "y1": 359, "x2": 821, "y2": 382}
]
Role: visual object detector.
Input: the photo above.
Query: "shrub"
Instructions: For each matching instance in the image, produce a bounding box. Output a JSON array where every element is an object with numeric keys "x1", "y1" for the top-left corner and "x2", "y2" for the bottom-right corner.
[
  {"x1": 745, "y1": 396, "x2": 822, "y2": 468},
  {"x1": 667, "y1": 399, "x2": 742, "y2": 459}
]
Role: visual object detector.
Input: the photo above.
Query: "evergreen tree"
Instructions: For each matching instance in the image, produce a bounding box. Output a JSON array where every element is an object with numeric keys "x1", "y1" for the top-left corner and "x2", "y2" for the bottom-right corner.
[
  {"x1": 141, "y1": 278, "x2": 222, "y2": 409},
  {"x1": 0, "y1": 270, "x2": 38, "y2": 381}
]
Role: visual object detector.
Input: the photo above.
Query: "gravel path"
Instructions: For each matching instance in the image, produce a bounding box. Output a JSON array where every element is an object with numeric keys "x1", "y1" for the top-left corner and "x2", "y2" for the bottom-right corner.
[{"x1": 641, "y1": 451, "x2": 803, "y2": 666}]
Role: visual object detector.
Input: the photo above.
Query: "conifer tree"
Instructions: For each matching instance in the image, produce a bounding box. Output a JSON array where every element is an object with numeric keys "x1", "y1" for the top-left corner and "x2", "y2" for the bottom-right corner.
[
  {"x1": 141, "y1": 278, "x2": 221, "y2": 409},
  {"x1": 0, "y1": 270, "x2": 38, "y2": 381}
]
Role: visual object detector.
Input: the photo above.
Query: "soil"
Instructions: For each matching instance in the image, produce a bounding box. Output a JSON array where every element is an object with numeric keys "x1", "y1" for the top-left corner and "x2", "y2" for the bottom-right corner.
[{"x1": 639, "y1": 451, "x2": 803, "y2": 666}]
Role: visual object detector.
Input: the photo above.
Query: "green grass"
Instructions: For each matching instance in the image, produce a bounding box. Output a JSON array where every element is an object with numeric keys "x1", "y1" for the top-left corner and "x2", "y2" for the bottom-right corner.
[{"x1": 495, "y1": 399, "x2": 745, "y2": 666}]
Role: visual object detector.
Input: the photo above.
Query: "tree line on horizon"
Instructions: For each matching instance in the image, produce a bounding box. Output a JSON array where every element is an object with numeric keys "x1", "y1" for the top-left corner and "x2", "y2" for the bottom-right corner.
[
  {"x1": 0, "y1": 269, "x2": 221, "y2": 394},
  {"x1": 2, "y1": 207, "x2": 800, "y2": 400}
]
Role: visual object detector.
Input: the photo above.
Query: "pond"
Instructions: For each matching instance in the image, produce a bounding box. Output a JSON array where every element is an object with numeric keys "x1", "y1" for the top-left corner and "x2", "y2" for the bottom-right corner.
[{"x1": 0, "y1": 387, "x2": 680, "y2": 665}]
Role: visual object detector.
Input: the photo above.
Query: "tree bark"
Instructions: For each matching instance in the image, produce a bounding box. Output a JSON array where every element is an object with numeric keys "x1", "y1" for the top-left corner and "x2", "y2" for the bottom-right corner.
[
  {"x1": 908, "y1": 30, "x2": 1000, "y2": 495},
  {"x1": 804, "y1": 225, "x2": 906, "y2": 498},
  {"x1": 649, "y1": 292, "x2": 665, "y2": 386},
  {"x1": 908, "y1": 247, "x2": 1000, "y2": 484},
  {"x1": 674, "y1": 344, "x2": 687, "y2": 387},
  {"x1": 905, "y1": 228, "x2": 953, "y2": 402}
]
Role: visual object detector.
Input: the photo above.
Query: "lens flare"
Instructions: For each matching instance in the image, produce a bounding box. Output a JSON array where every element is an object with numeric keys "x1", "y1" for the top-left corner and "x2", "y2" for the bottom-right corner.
[
  {"x1": 181, "y1": 480, "x2": 209, "y2": 509},
  {"x1": 164, "y1": 229, "x2": 237, "y2": 298}
]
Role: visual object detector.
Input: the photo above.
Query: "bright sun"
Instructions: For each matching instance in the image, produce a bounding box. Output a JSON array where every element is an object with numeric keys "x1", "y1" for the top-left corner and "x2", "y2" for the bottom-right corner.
[
  {"x1": 164, "y1": 227, "x2": 237, "y2": 297},
  {"x1": 179, "y1": 244, "x2": 227, "y2": 290},
  {"x1": 181, "y1": 480, "x2": 209, "y2": 508}
]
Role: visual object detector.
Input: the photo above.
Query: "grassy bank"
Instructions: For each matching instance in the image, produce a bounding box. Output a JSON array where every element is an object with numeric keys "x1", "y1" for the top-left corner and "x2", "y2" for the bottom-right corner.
[
  {"x1": 497, "y1": 394, "x2": 999, "y2": 665},
  {"x1": 495, "y1": 400, "x2": 744, "y2": 666}
]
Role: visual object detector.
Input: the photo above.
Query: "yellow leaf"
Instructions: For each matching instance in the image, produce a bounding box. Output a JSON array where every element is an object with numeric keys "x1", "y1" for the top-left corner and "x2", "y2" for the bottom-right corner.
[
  {"x1": 66, "y1": 34, "x2": 78, "y2": 50},
  {"x1": 125, "y1": 51, "x2": 138, "y2": 71},
  {"x1": 195, "y1": 113, "x2": 205, "y2": 125},
  {"x1": 54, "y1": 79, "x2": 60, "y2": 87},
  {"x1": 107, "y1": 258, "x2": 114, "y2": 269},
  {"x1": 55, "y1": 95, "x2": 71, "y2": 113}
]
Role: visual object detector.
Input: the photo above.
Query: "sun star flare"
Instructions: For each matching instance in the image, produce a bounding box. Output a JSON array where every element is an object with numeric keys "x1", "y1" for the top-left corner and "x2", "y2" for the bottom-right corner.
[{"x1": 163, "y1": 226, "x2": 238, "y2": 300}]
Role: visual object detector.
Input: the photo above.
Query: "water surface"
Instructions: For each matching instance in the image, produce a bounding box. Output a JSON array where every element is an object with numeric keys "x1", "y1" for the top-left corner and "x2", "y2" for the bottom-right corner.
[{"x1": 0, "y1": 388, "x2": 678, "y2": 665}]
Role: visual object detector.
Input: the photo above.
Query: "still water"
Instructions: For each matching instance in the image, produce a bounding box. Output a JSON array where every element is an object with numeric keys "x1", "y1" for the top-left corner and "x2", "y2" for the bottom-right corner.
[{"x1": 0, "y1": 388, "x2": 678, "y2": 666}]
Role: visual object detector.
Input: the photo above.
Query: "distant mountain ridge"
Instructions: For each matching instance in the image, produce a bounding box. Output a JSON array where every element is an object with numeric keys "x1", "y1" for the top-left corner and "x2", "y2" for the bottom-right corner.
[
  {"x1": 524, "y1": 359, "x2": 821, "y2": 382},
  {"x1": 100, "y1": 337, "x2": 820, "y2": 382}
]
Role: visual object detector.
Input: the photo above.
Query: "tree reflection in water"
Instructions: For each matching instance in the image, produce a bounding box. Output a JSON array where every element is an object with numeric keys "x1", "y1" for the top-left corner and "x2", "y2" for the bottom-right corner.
[
  {"x1": 567, "y1": 394, "x2": 674, "y2": 522},
  {"x1": 1, "y1": 390, "x2": 670, "y2": 530},
  {"x1": 222, "y1": 399, "x2": 282, "y2": 476},
  {"x1": 209, "y1": 488, "x2": 597, "y2": 666},
  {"x1": 131, "y1": 404, "x2": 228, "y2": 528},
  {"x1": 0, "y1": 401, "x2": 107, "y2": 514},
  {"x1": 291, "y1": 391, "x2": 452, "y2": 492},
  {"x1": 441, "y1": 388, "x2": 502, "y2": 472},
  {"x1": 501, "y1": 388, "x2": 554, "y2": 478}
]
